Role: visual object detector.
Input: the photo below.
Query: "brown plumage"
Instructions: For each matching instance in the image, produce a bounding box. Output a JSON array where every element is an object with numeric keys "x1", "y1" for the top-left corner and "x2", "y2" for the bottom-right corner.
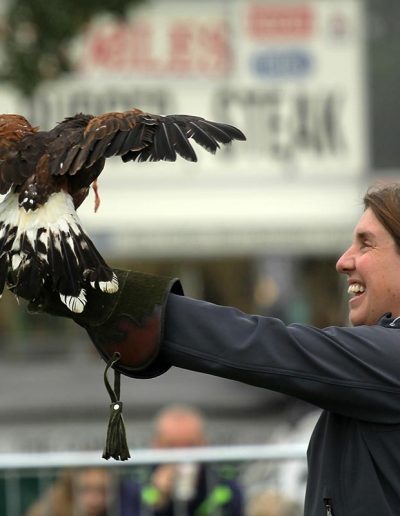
[{"x1": 0, "y1": 109, "x2": 246, "y2": 312}]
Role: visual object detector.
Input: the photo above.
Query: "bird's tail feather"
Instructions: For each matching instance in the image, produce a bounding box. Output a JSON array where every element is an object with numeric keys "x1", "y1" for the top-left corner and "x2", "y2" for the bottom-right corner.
[
  {"x1": 67, "y1": 223, "x2": 119, "y2": 294},
  {"x1": 0, "y1": 192, "x2": 118, "y2": 313},
  {"x1": 11, "y1": 228, "x2": 47, "y2": 300}
]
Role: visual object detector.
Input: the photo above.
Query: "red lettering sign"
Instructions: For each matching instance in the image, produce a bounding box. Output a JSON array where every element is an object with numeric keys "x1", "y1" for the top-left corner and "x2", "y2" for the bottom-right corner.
[
  {"x1": 247, "y1": 4, "x2": 314, "y2": 38},
  {"x1": 79, "y1": 19, "x2": 230, "y2": 76}
]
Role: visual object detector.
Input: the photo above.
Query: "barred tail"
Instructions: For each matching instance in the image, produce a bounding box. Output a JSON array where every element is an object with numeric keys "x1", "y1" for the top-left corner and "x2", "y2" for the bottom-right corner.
[{"x1": 0, "y1": 191, "x2": 118, "y2": 313}]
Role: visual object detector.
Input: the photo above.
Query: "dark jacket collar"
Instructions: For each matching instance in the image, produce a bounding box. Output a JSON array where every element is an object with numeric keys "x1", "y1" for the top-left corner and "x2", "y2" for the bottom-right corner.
[{"x1": 378, "y1": 313, "x2": 400, "y2": 328}]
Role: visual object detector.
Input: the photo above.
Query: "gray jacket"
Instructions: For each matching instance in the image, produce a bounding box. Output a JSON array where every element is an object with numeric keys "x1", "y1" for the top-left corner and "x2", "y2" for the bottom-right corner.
[{"x1": 138, "y1": 294, "x2": 400, "y2": 515}]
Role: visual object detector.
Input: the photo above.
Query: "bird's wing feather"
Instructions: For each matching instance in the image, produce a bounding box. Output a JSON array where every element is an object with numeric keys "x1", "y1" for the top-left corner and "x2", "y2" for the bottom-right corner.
[
  {"x1": 121, "y1": 114, "x2": 246, "y2": 163},
  {"x1": 47, "y1": 109, "x2": 246, "y2": 179},
  {"x1": 47, "y1": 110, "x2": 145, "y2": 177}
]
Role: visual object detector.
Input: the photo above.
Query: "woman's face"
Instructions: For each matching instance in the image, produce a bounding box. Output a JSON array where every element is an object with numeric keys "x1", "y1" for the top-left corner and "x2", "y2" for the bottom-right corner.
[{"x1": 336, "y1": 207, "x2": 400, "y2": 326}]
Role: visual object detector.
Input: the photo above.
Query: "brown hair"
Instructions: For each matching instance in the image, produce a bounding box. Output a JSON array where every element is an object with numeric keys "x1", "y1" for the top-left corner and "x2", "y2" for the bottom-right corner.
[{"x1": 363, "y1": 183, "x2": 400, "y2": 250}]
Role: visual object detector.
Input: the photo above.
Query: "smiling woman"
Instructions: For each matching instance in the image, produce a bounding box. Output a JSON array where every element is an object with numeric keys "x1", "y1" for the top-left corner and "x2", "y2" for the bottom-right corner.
[{"x1": 336, "y1": 183, "x2": 400, "y2": 326}]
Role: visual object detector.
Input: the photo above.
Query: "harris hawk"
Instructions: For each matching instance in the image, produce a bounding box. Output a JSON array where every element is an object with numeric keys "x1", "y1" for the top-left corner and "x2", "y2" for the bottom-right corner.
[{"x1": 0, "y1": 110, "x2": 245, "y2": 313}]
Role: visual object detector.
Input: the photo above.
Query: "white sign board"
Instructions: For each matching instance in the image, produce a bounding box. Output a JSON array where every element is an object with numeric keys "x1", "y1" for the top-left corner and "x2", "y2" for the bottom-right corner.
[
  {"x1": 4, "y1": 0, "x2": 366, "y2": 181},
  {"x1": 0, "y1": 0, "x2": 367, "y2": 256}
]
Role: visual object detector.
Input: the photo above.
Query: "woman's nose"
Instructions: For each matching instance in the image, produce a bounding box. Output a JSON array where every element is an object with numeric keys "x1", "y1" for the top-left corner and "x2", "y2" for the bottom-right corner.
[{"x1": 336, "y1": 246, "x2": 355, "y2": 274}]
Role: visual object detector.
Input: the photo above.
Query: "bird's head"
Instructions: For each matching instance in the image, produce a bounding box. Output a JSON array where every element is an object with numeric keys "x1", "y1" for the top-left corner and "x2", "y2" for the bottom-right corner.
[{"x1": 0, "y1": 114, "x2": 37, "y2": 141}]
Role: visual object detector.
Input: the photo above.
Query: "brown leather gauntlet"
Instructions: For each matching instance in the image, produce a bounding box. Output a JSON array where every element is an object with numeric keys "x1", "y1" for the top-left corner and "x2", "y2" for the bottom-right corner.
[{"x1": 28, "y1": 269, "x2": 183, "y2": 378}]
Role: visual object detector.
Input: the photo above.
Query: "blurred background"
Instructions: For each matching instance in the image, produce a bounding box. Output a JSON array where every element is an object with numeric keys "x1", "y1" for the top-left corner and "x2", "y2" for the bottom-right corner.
[{"x1": 0, "y1": 0, "x2": 398, "y2": 514}]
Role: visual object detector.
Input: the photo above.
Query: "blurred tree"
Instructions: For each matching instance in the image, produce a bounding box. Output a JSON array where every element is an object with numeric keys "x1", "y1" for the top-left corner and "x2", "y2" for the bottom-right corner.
[{"x1": 2, "y1": 0, "x2": 144, "y2": 96}]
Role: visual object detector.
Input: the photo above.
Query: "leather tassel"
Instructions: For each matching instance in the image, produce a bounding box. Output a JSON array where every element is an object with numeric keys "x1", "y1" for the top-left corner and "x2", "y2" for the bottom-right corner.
[{"x1": 102, "y1": 352, "x2": 131, "y2": 461}]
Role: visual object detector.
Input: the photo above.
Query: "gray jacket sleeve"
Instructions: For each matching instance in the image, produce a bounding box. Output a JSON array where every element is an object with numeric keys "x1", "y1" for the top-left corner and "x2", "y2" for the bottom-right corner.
[{"x1": 161, "y1": 294, "x2": 400, "y2": 424}]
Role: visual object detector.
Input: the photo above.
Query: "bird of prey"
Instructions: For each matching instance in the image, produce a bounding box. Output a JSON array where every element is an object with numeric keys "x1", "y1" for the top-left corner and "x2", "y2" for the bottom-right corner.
[{"x1": 0, "y1": 109, "x2": 245, "y2": 313}]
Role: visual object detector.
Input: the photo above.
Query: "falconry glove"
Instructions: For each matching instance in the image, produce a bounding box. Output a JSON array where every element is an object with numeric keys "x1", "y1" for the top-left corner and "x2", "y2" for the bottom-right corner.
[
  {"x1": 28, "y1": 268, "x2": 183, "y2": 375},
  {"x1": 27, "y1": 268, "x2": 183, "y2": 460}
]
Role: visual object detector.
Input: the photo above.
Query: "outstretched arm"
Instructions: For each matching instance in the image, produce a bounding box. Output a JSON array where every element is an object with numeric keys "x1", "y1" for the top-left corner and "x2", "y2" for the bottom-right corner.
[
  {"x1": 162, "y1": 294, "x2": 400, "y2": 423},
  {"x1": 29, "y1": 268, "x2": 400, "y2": 423}
]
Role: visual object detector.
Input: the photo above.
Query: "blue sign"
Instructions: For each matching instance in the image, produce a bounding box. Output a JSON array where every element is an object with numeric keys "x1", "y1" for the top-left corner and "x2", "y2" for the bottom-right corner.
[{"x1": 251, "y1": 49, "x2": 314, "y2": 78}]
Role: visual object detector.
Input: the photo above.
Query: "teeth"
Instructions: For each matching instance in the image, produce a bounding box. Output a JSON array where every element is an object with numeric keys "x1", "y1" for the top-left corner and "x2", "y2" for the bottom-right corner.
[{"x1": 348, "y1": 283, "x2": 365, "y2": 295}]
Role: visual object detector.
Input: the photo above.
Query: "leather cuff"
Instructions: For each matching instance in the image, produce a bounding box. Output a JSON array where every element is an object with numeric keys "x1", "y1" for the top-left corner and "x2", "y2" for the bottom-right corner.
[{"x1": 85, "y1": 271, "x2": 183, "y2": 378}]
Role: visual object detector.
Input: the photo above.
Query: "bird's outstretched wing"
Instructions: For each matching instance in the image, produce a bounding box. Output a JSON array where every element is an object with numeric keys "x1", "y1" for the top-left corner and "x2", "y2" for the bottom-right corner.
[{"x1": 47, "y1": 109, "x2": 246, "y2": 178}]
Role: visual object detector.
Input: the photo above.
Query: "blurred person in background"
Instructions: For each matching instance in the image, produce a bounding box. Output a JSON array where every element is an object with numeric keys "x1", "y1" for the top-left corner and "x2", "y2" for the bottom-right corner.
[
  {"x1": 25, "y1": 467, "x2": 114, "y2": 516},
  {"x1": 119, "y1": 404, "x2": 244, "y2": 515},
  {"x1": 34, "y1": 182, "x2": 400, "y2": 515},
  {"x1": 247, "y1": 490, "x2": 302, "y2": 516}
]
